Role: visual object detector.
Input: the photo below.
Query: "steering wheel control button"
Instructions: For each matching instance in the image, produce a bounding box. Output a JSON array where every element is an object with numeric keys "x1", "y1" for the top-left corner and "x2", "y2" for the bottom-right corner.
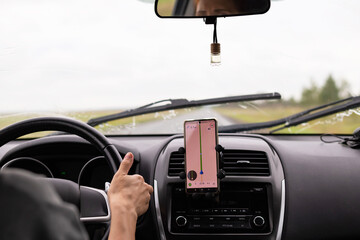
[
  {"x1": 176, "y1": 216, "x2": 187, "y2": 227},
  {"x1": 253, "y1": 216, "x2": 265, "y2": 227}
]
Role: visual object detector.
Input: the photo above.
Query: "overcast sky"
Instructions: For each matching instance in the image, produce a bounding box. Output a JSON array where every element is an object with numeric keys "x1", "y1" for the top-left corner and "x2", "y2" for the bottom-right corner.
[{"x1": 0, "y1": 0, "x2": 359, "y2": 113}]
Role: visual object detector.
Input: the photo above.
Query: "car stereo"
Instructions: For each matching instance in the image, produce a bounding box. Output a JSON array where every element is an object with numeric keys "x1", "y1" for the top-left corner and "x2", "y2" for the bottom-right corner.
[{"x1": 170, "y1": 182, "x2": 271, "y2": 234}]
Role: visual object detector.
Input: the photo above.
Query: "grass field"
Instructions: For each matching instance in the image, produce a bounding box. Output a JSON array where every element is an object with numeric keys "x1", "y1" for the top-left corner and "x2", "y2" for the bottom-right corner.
[
  {"x1": 1, "y1": 105, "x2": 359, "y2": 138},
  {"x1": 216, "y1": 105, "x2": 360, "y2": 134},
  {"x1": 0, "y1": 109, "x2": 188, "y2": 138}
]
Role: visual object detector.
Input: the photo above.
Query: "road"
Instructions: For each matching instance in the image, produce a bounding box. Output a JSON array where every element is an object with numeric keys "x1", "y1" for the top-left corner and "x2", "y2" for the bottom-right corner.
[{"x1": 124, "y1": 107, "x2": 238, "y2": 134}]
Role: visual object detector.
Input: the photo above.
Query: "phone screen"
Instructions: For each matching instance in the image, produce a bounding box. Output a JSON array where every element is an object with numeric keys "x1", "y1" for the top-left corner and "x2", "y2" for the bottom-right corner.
[{"x1": 184, "y1": 119, "x2": 219, "y2": 193}]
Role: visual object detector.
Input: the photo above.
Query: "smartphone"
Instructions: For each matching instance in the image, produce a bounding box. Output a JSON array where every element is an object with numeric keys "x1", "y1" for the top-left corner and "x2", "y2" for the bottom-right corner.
[{"x1": 184, "y1": 119, "x2": 219, "y2": 193}]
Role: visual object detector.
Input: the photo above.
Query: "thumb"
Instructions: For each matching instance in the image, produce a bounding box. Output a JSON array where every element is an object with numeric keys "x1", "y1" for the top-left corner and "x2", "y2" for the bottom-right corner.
[{"x1": 118, "y1": 152, "x2": 134, "y2": 176}]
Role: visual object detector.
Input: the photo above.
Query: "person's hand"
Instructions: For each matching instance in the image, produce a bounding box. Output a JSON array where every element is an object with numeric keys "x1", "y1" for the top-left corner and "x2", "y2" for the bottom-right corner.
[
  {"x1": 108, "y1": 152, "x2": 153, "y2": 218},
  {"x1": 107, "y1": 152, "x2": 154, "y2": 240}
]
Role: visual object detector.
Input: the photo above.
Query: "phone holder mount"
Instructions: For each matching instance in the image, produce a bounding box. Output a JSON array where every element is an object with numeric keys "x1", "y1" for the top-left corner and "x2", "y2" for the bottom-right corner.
[
  {"x1": 178, "y1": 144, "x2": 226, "y2": 180},
  {"x1": 178, "y1": 145, "x2": 225, "y2": 200}
]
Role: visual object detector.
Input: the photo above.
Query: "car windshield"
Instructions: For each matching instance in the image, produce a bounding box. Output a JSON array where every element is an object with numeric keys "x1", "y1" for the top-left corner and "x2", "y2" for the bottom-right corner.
[{"x1": 1, "y1": 0, "x2": 359, "y2": 136}]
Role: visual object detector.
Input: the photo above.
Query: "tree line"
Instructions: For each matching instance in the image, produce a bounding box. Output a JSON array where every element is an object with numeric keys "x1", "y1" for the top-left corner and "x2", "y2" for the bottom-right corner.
[{"x1": 297, "y1": 75, "x2": 351, "y2": 106}]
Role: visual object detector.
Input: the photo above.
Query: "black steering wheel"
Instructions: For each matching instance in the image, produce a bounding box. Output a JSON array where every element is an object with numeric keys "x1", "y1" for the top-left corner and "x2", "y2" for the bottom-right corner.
[
  {"x1": 0, "y1": 117, "x2": 123, "y2": 236},
  {"x1": 0, "y1": 117, "x2": 122, "y2": 173}
]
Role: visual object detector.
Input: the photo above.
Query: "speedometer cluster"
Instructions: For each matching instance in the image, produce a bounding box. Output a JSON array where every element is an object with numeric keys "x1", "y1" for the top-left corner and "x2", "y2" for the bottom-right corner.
[
  {"x1": 0, "y1": 139, "x2": 121, "y2": 190},
  {"x1": 0, "y1": 139, "x2": 138, "y2": 190},
  {"x1": 78, "y1": 156, "x2": 112, "y2": 189},
  {"x1": 1, "y1": 157, "x2": 53, "y2": 178},
  {"x1": 1, "y1": 155, "x2": 114, "y2": 190}
]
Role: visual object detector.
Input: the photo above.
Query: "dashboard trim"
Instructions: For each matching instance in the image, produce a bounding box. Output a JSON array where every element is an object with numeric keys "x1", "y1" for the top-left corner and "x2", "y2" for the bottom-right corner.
[
  {"x1": 276, "y1": 179, "x2": 285, "y2": 240},
  {"x1": 80, "y1": 186, "x2": 111, "y2": 223},
  {"x1": 154, "y1": 180, "x2": 166, "y2": 240}
]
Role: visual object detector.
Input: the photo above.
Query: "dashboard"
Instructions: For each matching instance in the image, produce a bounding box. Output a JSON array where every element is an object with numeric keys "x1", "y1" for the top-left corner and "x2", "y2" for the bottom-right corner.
[{"x1": 1, "y1": 133, "x2": 360, "y2": 240}]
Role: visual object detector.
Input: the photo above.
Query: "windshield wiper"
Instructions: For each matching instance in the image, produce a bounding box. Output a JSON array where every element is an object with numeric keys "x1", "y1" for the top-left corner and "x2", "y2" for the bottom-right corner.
[
  {"x1": 87, "y1": 92, "x2": 281, "y2": 127},
  {"x1": 219, "y1": 96, "x2": 360, "y2": 133}
]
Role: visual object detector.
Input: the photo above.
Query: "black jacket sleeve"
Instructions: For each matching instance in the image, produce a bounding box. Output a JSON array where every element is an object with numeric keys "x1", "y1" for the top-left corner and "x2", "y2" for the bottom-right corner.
[{"x1": 0, "y1": 169, "x2": 89, "y2": 240}]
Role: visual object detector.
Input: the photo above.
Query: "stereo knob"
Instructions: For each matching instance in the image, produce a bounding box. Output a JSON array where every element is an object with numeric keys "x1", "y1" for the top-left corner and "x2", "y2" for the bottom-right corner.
[
  {"x1": 175, "y1": 216, "x2": 187, "y2": 227},
  {"x1": 253, "y1": 216, "x2": 265, "y2": 227}
]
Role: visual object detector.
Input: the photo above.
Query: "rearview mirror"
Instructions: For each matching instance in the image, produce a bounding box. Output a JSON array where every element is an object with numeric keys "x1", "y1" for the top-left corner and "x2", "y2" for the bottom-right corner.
[{"x1": 155, "y1": 0, "x2": 270, "y2": 18}]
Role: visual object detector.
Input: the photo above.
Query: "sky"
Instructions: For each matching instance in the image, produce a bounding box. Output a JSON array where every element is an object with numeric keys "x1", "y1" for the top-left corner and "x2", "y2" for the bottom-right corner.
[{"x1": 0, "y1": 0, "x2": 359, "y2": 113}]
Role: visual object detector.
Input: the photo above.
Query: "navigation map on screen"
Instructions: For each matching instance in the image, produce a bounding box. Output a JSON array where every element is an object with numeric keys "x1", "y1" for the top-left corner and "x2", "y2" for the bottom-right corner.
[{"x1": 185, "y1": 119, "x2": 218, "y2": 191}]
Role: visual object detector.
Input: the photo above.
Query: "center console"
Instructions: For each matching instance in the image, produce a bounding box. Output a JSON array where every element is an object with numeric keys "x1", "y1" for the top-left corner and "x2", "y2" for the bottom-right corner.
[
  {"x1": 154, "y1": 136, "x2": 285, "y2": 240},
  {"x1": 171, "y1": 183, "x2": 271, "y2": 234}
]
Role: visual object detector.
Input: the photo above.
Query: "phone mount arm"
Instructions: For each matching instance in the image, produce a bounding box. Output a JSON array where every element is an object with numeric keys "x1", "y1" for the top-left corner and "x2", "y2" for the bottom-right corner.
[
  {"x1": 216, "y1": 144, "x2": 226, "y2": 179},
  {"x1": 177, "y1": 145, "x2": 226, "y2": 180}
]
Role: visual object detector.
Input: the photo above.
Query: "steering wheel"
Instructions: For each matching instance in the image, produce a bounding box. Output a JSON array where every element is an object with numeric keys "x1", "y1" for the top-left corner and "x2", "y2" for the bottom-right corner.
[{"x1": 0, "y1": 117, "x2": 123, "y2": 237}]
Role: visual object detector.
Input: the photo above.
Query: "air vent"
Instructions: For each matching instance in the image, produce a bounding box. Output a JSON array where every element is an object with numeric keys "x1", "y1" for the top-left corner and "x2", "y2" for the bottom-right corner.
[
  {"x1": 168, "y1": 149, "x2": 270, "y2": 176},
  {"x1": 168, "y1": 151, "x2": 185, "y2": 176},
  {"x1": 222, "y1": 150, "x2": 270, "y2": 176}
]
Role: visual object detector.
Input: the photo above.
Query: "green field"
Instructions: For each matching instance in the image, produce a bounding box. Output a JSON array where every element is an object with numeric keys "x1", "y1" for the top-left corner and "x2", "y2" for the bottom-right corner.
[
  {"x1": 0, "y1": 110, "x2": 157, "y2": 138},
  {"x1": 0, "y1": 109, "x2": 190, "y2": 138},
  {"x1": 1, "y1": 105, "x2": 359, "y2": 138},
  {"x1": 216, "y1": 105, "x2": 360, "y2": 134}
]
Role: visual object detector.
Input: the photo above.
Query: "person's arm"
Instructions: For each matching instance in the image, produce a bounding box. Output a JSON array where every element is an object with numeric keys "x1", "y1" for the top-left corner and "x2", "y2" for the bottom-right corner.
[{"x1": 107, "y1": 152, "x2": 153, "y2": 240}]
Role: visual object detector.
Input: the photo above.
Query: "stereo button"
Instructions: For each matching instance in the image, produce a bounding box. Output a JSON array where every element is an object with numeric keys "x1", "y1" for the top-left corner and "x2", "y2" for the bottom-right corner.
[
  {"x1": 176, "y1": 216, "x2": 187, "y2": 227},
  {"x1": 239, "y1": 208, "x2": 249, "y2": 214},
  {"x1": 220, "y1": 223, "x2": 234, "y2": 228},
  {"x1": 209, "y1": 224, "x2": 216, "y2": 228},
  {"x1": 212, "y1": 209, "x2": 219, "y2": 214},
  {"x1": 230, "y1": 209, "x2": 237, "y2": 214},
  {"x1": 189, "y1": 223, "x2": 202, "y2": 229},
  {"x1": 193, "y1": 209, "x2": 201, "y2": 214},
  {"x1": 202, "y1": 209, "x2": 210, "y2": 214},
  {"x1": 253, "y1": 216, "x2": 265, "y2": 227},
  {"x1": 239, "y1": 223, "x2": 247, "y2": 228}
]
